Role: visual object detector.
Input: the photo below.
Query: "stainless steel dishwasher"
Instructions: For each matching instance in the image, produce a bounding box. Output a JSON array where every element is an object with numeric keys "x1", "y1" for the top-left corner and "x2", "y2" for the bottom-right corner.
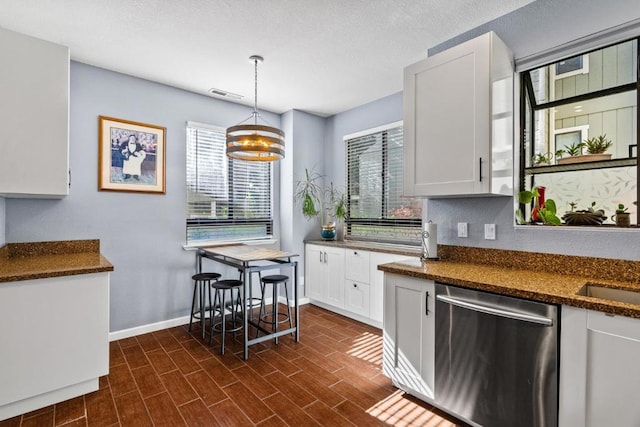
[{"x1": 435, "y1": 283, "x2": 558, "y2": 427}]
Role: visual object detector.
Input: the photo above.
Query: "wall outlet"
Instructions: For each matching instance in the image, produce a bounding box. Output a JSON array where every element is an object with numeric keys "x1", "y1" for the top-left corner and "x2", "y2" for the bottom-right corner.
[
  {"x1": 457, "y1": 222, "x2": 468, "y2": 238},
  {"x1": 484, "y1": 224, "x2": 496, "y2": 240}
]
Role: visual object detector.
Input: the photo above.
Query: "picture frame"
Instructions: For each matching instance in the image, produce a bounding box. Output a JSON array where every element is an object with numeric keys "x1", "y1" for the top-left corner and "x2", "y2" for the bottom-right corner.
[{"x1": 98, "y1": 116, "x2": 166, "y2": 194}]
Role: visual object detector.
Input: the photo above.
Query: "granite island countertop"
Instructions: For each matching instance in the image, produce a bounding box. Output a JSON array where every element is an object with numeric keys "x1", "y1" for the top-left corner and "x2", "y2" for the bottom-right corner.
[
  {"x1": 0, "y1": 239, "x2": 114, "y2": 283},
  {"x1": 378, "y1": 245, "x2": 640, "y2": 319}
]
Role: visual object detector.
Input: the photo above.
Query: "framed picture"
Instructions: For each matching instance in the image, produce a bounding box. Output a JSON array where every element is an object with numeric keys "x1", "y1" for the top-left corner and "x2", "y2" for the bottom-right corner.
[{"x1": 98, "y1": 116, "x2": 166, "y2": 194}]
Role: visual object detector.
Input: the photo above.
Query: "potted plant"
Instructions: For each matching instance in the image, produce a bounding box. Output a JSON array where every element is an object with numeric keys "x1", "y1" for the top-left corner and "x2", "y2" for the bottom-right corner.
[
  {"x1": 611, "y1": 203, "x2": 630, "y2": 227},
  {"x1": 532, "y1": 152, "x2": 552, "y2": 166},
  {"x1": 295, "y1": 168, "x2": 347, "y2": 240},
  {"x1": 516, "y1": 186, "x2": 561, "y2": 225},
  {"x1": 556, "y1": 141, "x2": 585, "y2": 164},
  {"x1": 562, "y1": 201, "x2": 607, "y2": 225},
  {"x1": 557, "y1": 135, "x2": 613, "y2": 164}
]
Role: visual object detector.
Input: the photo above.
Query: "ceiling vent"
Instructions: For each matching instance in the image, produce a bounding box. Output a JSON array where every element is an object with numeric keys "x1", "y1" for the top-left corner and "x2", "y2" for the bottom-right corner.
[{"x1": 208, "y1": 88, "x2": 243, "y2": 100}]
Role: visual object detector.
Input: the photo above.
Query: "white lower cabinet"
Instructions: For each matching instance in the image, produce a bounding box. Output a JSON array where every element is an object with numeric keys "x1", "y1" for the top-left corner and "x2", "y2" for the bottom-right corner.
[
  {"x1": 560, "y1": 306, "x2": 640, "y2": 426},
  {"x1": 382, "y1": 274, "x2": 435, "y2": 402},
  {"x1": 305, "y1": 244, "x2": 345, "y2": 308},
  {"x1": 344, "y1": 280, "x2": 370, "y2": 317},
  {"x1": 0, "y1": 273, "x2": 109, "y2": 420},
  {"x1": 370, "y1": 252, "x2": 414, "y2": 324},
  {"x1": 304, "y1": 243, "x2": 418, "y2": 327}
]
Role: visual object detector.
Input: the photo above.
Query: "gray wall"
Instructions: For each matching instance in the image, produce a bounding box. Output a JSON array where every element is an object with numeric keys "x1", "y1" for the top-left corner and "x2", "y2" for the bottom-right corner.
[
  {"x1": 0, "y1": 197, "x2": 5, "y2": 246},
  {"x1": 5, "y1": 62, "x2": 281, "y2": 332},
  {"x1": 280, "y1": 110, "x2": 327, "y2": 294},
  {"x1": 325, "y1": 92, "x2": 403, "y2": 186}
]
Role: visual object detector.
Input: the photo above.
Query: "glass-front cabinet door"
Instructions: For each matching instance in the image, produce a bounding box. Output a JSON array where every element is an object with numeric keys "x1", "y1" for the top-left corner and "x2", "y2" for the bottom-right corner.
[{"x1": 518, "y1": 37, "x2": 638, "y2": 228}]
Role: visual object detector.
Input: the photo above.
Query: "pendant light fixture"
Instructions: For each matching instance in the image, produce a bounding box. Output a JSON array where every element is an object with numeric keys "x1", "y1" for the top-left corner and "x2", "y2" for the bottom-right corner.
[{"x1": 226, "y1": 55, "x2": 285, "y2": 161}]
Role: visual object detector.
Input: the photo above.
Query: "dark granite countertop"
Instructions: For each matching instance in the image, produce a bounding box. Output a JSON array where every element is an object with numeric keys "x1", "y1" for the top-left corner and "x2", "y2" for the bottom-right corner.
[
  {"x1": 305, "y1": 240, "x2": 421, "y2": 257},
  {"x1": 378, "y1": 245, "x2": 640, "y2": 319},
  {"x1": 0, "y1": 239, "x2": 114, "y2": 283}
]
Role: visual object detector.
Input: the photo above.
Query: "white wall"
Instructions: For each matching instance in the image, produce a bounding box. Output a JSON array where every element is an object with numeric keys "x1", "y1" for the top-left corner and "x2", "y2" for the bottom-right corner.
[{"x1": 5, "y1": 62, "x2": 281, "y2": 332}]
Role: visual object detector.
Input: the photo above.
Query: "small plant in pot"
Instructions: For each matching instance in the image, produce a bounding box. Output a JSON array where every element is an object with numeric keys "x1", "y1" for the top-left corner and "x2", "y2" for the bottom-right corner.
[
  {"x1": 532, "y1": 152, "x2": 552, "y2": 166},
  {"x1": 612, "y1": 203, "x2": 631, "y2": 227}
]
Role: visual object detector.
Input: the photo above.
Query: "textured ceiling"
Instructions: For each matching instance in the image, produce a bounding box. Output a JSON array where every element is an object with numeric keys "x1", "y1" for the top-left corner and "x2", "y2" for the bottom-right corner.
[{"x1": 0, "y1": 0, "x2": 535, "y2": 116}]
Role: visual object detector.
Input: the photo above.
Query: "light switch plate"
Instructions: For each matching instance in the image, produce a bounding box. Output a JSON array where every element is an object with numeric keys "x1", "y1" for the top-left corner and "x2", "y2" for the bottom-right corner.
[
  {"x1": 457, "y1": 222, "x2": 468, "y2": 238},
  {"x1": 484, "y1": 224, "x2": 496, "y2": 240}
]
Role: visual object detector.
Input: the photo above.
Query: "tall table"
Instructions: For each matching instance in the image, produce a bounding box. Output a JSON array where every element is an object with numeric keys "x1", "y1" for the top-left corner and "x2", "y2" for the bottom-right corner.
[{"x1": 196, "y1": 244, "x2": 299, "y2": 360}]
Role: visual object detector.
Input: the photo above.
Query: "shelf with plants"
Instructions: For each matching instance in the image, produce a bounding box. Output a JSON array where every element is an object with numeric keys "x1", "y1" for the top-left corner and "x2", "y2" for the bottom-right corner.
[
  {"x1": 518, "y1": 37, "x2": 639, "y2": 229},
  {"x1": 525, "y1": 157, "x2": 636, "y2": 175}
]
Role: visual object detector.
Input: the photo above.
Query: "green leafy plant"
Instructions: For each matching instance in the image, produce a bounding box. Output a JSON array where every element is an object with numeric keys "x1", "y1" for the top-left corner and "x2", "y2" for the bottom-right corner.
[
  {"x1": 294, "y1": 168, "x2": 346, "y2": 226},
  {"x1": 563, "y1": 141, "x2": 586, "y2": 156},
  {"x1": 555, "y1": 149, "x2": 566, "y2": 160},
  {"x1": 323, "y1": 181, "x2": 347, "y2": 225},
  {"x1": 616, "y1": 203, "x2": 628, "y2": 214},
  {"x1": 295, "y1": 168, "x2": 322, "y2": 220},
  {"x1": 584, "y1": 135, "x2": 613, "y2": 154},
  {"x1": 533, "y1": 152, "x2": 552, "y2": 166},
  {"x1": 516, "y1": 187, "x2": 561, "y2": 225}
]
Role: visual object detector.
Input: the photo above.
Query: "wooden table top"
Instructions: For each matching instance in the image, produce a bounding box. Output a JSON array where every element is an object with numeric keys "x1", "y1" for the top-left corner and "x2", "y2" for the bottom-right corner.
[{"x1": 200, "y1": 244, "x2": 298, "y2": 263}]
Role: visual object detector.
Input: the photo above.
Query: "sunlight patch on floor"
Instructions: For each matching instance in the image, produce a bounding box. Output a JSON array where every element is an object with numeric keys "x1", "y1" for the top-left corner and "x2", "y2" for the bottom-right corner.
[
  {"x1": 347, "y1": 331, "x2": 383, "y2": 365},
  {"x1": 368, "y1": 390, "x2": 460, "y2": 427}
]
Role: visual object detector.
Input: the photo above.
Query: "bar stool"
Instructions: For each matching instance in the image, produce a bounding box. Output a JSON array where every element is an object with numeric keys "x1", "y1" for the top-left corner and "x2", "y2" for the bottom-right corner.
[
  {"x1": 258, "y1": 275, "x2": 292, "y2": 343},
  {"x1": 209, "y1": 279, "x2": 244, "y2": 354},
  {"x1": 189, "y1": 272, "x2": 221, "y2": 339},
  {"x1": 239, "y1": 269, "x2": 262, "y2": 320}
]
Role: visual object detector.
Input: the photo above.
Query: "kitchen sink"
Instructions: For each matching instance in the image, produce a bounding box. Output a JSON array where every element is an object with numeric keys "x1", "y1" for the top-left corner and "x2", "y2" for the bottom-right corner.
[{"x1": 577, "y1": 283, "x2": 640, "y2": 305}]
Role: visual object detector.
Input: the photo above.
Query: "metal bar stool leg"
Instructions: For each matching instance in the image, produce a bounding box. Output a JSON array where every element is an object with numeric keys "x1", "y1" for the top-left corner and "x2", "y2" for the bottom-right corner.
[
  {"x1": 220, "y1": 288, "x2": 227, "y2": 354},
  {"x1": 284, "y1": 279, "x2": 293, "y2": 331},
  {"x1": 188, "y1": 278, "x2": 198, "y2": 333},
  {"x1": 272, "y1": 279, "x2": 278, "y2": 344},
  {"x1": 209, "y1": 286, "x2": 220, "y2": 346}
]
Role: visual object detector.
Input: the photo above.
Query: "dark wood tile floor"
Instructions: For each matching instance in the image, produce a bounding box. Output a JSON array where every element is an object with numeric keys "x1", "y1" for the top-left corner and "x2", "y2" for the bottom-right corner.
[{"x1": 1, "y1": 304, "x2": 466, "y2": 426}]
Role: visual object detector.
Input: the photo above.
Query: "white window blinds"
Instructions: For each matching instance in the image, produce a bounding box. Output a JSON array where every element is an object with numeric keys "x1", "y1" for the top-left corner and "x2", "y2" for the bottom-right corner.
[
  {"x1": 186, "y1": 122, "x2": 272, "y2": 243},
  {"x1": 345, "y1": 122, "x2": 422, "y2": 244}
]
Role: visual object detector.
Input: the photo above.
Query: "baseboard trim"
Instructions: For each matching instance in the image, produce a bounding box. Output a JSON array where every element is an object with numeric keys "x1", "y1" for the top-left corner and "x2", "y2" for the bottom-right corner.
[
  {"x1": 109, "y1": 316, "x2": 191, "y2": 341},
  {"x1": 109, "y1": 298, "x2": 311, "y2": 341}
]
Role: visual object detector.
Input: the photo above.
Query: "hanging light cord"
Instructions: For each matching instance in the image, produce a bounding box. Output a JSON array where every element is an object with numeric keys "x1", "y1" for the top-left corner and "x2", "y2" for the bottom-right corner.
[{"x1": 253, "y1": 57, "x2": 259, "y2": 123}]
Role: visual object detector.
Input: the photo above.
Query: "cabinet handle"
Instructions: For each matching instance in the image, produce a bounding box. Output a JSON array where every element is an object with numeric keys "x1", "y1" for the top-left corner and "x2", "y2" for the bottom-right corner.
[
  {"x1": 425, "y1": 291, "x2": 430, "y2": 316},
  {"x1": 354, "y1": 251, "x2": 357, "y2": 255},
  {"x1": 323, "y1": 252, "x2": 327, "y2": 263},
  {"x1": 479, "y1": 157, "x2": 483, "y2": 182},
  {"x1": 353, "y1": 283, "x2": 357, "y2": 288},
  {"x1": 320, "y1": 252, "x2": 323, "y2": 263}
]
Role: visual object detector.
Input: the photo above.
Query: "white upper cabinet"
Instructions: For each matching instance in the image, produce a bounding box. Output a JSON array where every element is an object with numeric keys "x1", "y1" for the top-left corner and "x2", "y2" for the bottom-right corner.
[
  {"x1": 0, "y1": 28, "x2": 70, "y2": 197},
  {"x1": 403, "y1": 31, "x2": 514, "y2": 197}
]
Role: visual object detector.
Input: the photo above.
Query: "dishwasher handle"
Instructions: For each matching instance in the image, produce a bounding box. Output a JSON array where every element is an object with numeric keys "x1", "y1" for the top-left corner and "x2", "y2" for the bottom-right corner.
[{"x1": 436, "y1": 294, "x2": 553, "y2": 326}]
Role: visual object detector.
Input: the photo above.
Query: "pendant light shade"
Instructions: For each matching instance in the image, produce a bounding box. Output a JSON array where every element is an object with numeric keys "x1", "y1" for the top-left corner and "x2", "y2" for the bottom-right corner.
[{"x1": 226, "y1": 55, "x2": 285, "y2": 161}]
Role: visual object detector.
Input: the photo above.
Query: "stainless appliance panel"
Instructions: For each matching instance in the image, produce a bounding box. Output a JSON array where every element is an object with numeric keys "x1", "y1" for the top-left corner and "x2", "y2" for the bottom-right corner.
[{"x1": 435, "y1": 283, "x2": 558, "y2": 427}]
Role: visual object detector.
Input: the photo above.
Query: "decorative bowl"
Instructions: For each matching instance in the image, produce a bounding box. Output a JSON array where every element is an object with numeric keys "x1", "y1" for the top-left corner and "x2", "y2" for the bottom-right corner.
[{"x1": 562, "y1": 210, "x2": 606, "y2": 226}]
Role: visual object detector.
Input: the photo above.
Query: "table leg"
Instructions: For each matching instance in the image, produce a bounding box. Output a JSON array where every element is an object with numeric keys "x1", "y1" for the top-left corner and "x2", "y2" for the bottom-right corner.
[
  {"x1": 294, "y1": 261, "x2": 299, "y2": 342},
  {"x1": 243, "y1": 264, "x2": 250, "y2": 360}
]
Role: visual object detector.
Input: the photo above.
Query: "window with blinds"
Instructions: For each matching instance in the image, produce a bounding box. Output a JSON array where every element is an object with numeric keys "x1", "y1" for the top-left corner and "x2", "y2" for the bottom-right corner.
[
  {"x1": 345, "y1": 122, "x2": 422, "y2": 245},
  {"x1": 186, "y1": 122, "x2": 272, "y2": 243}
]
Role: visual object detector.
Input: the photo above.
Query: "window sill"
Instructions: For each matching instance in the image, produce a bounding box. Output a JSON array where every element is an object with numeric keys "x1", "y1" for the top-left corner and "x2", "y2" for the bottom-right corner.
[
  {"x1": 182, "y1": 237, "x2": 278, "y2": 251},
  {"x1": 514, "y1": 224, "x2": 638, "y2": 232}
]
